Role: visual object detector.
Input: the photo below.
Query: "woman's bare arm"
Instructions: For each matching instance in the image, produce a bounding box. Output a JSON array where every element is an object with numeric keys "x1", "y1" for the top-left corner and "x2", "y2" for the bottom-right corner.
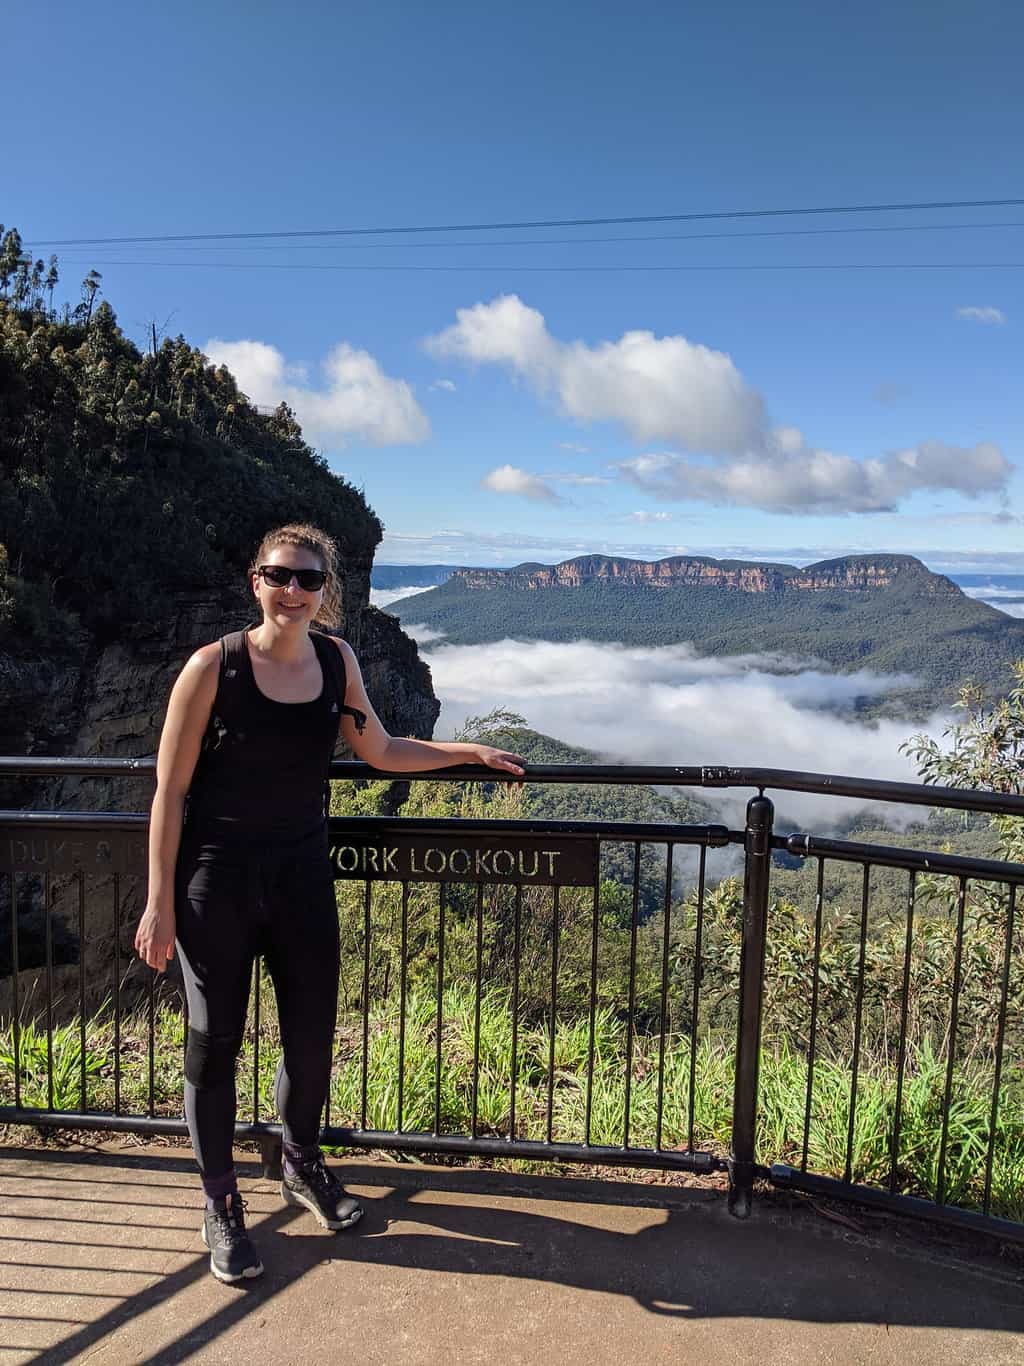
[
  {"x1": 135, "y1": 644, "x2": 220, "y2": 971},
  {"x1": 335, "y1": 639, "x2": 525, "y2": 776}
]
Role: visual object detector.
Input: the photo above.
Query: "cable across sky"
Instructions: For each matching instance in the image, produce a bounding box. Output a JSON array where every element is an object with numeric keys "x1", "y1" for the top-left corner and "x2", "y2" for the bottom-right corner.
[{"x1": 26, "y1": 195, "x2": 1024, "y2": 249}]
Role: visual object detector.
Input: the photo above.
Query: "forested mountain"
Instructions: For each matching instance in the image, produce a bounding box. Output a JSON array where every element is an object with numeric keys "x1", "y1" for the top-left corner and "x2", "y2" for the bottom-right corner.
[
  {"x1": 0, "y1": 220, "x2": 437, "y2": 760},
  {"x1": 393, "y1": 553, "x2": 1024, "y2": 715},
  {"x1": 372, "y1": 564, "x2": 462, "y2": 590},
  {"x1": 0, "y1": 224, "x2": 380, "y2": 651}
]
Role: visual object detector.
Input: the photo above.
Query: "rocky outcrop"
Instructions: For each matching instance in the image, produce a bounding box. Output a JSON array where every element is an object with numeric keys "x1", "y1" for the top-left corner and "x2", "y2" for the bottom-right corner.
[
  {"x1": 0, "y1": 558, "x2": 439, "y2": 1019},
  {"x1": 451, "y1": 553, "x2": 958, "y2": 595}
]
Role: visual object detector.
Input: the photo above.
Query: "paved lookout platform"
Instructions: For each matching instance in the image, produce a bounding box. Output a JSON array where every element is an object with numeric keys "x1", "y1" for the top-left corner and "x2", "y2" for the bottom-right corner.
[{"x1": 0, "y1": 1142, "x2": 1022, "y2": 1365}]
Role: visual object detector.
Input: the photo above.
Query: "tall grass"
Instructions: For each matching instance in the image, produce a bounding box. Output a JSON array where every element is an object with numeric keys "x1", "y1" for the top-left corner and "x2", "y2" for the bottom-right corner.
[{"x1": 2, "y1": 984, "x2": 1021, "y2": 1222}]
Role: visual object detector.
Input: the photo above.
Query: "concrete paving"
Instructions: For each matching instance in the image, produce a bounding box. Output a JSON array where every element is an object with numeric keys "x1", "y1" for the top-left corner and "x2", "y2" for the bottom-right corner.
[{"x1": 0, "y1": 1142, "x2": 1021, "y2": 1365}]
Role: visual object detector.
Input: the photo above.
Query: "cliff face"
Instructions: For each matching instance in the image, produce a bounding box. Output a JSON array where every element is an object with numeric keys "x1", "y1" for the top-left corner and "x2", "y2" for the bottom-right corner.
[
  {"x1": 0, "y1": 557, "x2": 438, "y2": 1019},
  {"x1": 451, "y1": 553, "x2": 957, "y2": 595}
]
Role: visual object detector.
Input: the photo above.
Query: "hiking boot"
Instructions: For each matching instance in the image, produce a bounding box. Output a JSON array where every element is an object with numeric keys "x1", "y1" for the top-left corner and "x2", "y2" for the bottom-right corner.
[
  {"x1": 201, "y1": 1193, "x2": 264, "y2": 1283},
  {"x1": 281, "y1": 1151, "x2": 364, "y2": 1231}
]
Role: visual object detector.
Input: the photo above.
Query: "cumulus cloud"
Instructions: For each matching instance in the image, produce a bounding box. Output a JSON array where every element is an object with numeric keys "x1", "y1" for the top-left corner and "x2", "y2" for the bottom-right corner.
[
  {"x1": 619, "y1": 436, "x2": 1012, "y2": 515},
  {"x1": 426, "y1": 296, "x2": 1013, "y2": 514},
  {"x1": 629, "y1": 510, "x2": 673, "y2": 523},
  {"x1": 431, "y1": 378, "x2": 457, "y2": 392},
  {"x1": 204, "y1": 338, "x2": 429, "y2": 447},
  {"x1": 559, "y1": 441, "x2": 591, "y2": 454},
  {"x1": 481, "y1": 464, "x2": 561, "y2": 502},
  {"x1": 955, "y1": 306, "x2": 1007, "y2": 325},
  {"x1": 422, "y1": 638, "x2": 948, "y2": 828},
  {"x1": 427, "y1": 295, "x2": 764, "y2": 453}
]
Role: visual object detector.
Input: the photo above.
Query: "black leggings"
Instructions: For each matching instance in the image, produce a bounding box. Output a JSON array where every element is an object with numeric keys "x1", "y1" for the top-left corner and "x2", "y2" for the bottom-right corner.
[{"x1": 175, "y1": 826, "x2": 340, "y2": 1179}]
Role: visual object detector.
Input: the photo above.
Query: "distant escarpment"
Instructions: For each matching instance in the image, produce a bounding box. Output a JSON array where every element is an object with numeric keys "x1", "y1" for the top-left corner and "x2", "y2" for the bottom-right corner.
[
  {"x1": 452, "y1": 553, "x2": 958, "y2": 595},
  {"x1": 394, "y1": 552, "x2": 1024, "y2": 715}
]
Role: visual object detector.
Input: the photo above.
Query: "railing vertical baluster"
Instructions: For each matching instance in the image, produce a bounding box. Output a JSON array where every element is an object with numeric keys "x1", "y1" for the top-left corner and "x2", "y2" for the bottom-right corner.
[
  {"x1": 252, "y1": 957, "x2": 261, "y2": 1124},
  {"x1": 622, "y1": 843, "x2": 641, "y2": 1148},
  {"x1": 45, "y1": 873, "x2": 54, "y2": 1112},
  {"x1": 147, "y1": 953, "x2": 155, "y2": 1120},
  {"x1": 360, "y1": 880, "x2": 371, "y2": 1131},
  {"x1": 655, "y1": 843, "x2": 675, "y2": 1151},
  {"x1": 936, "y1": 877, "x2": 968, "y2": 1207},
  {"x1": 471, "y1": 883, "x2": 483, "y2": 1138},
  {"x1": 889, "y1": 870, "x2": 916, "y2": 1193},
  {"x1": 10, "y1": 874, "x2": 20, "y2": 1111},
  {"x1": 509, "y1": 885, "x2": 522, "y2": 1140},
  {"x1": 112, "y1": 873, "x2": 121, "y2": 1115},
  {"x1": 397, "y1": 881, "x2": 409, "y2": 1132},
  {"x1": 433, "y1": 883, "x2": 446, "y2": 1136},
  {"x1": 729, "y1": 793, "x2": 774, "y2": 1219},
  {"x1": 584, "y1": 876, "x2": 600, "y2": 1146},
  {"x1": 800, "y1": 858, "x2": 825, "y2": 1172},
  {"x1": 686, "y1": 845, "x2": 707, "y2": 1154},
  {"x1": 983, "y1": 884, "x2": 1016, "y2": 1215},
  {"x1": 843, "y1": 865, "x2": 871, "y2": 1185},
  {"x1": 546, "y1": 885, "x2": 560, "y2": 1146},
  {"x1": 78, "y1": 872, "x2": 87, "y2": 1112}
]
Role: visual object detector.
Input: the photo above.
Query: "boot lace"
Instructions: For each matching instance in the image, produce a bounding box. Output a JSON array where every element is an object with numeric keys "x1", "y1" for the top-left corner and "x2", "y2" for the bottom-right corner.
[{"x1": 210, "y1": 1196, "x2": 250, "y2": 1247}]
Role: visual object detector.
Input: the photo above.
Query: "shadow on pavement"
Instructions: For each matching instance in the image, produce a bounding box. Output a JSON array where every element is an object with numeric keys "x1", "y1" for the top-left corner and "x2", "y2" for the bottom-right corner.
[{"x1": 1, "y1": 1144, "x2": 1022, "y2": 1364}]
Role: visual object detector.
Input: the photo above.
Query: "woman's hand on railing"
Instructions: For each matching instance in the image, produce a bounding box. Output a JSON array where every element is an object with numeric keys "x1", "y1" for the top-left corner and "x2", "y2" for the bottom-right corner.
[
  {"x1": 135, "y1": 903, "x2": 176, "y2": 973},
  {"x1": 473, "y1": 745, "x2": 526, "y2": 777}
]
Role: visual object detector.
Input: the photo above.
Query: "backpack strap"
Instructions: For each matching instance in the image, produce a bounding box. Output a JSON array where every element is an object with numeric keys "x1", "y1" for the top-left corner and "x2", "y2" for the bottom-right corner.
[{"x1": 311, "y1": 631, "x2": 367, "y2": 734}]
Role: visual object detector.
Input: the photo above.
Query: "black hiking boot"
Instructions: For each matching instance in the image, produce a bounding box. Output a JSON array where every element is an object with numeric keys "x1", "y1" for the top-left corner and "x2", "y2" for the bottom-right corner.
[
  {"x1": 201, "y1": 1193, "x2": 264, "y2": 1283},
  {"x1": 281, "y1": 1151, "x2": 364, "y2": 1231}
]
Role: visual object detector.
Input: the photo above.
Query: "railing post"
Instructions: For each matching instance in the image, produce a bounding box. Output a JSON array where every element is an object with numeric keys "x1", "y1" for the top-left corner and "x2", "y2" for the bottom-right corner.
[
  {"x1": 259, "y1": 1132, "x2": 283, "y2": 1180},
  {"x1": 729, "y1": 793, "x2": 774, "y2": 1218}
]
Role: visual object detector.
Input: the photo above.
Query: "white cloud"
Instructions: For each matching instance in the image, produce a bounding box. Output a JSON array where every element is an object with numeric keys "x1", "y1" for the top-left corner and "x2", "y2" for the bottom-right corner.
[
  {"x1": 559, "y1": 441, "x2": 590, "y2": 454},
  {"x1": 425, "y1": 295, "x2": 1013, "y2": 514},
  {"x1": 369, "y1": 585, "x2": 434, "y2": 610},
  {"x1": 543, "y1": 471, "x2": 611, "y2": 487},
  {"x1": 481, "y1": 464, "x2": 561, "y2": 502},
  {"x1": 427, "y1": 295, "x2": 765, "y2": 453},
  {"x1": 619, "y1": 436, "x2": 1012, "y2": 515},
  {"x1": 403, "y1": 623, "x2": 448, "y2": 643},
  {"x1": 204, "y1": 338, "x2": 429, "y2": 448},
  {"x1": 422, "y1": 637, "x2": 949, "y2": 828},
  {"x1": 629, "y1": 511, "x2": 673, "y2": 523},
  {"x1": 955, "y1": 306, "x2": 1007, "y2": 325},
  {"x1": 431, "y1": 378, "x2": 457, "y2": 392}
]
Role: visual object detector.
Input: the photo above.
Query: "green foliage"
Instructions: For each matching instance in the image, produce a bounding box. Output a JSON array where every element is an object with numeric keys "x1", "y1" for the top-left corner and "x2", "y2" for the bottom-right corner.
[{"x1": 0, "y1": 220, "x2": 382, "y2": 651}]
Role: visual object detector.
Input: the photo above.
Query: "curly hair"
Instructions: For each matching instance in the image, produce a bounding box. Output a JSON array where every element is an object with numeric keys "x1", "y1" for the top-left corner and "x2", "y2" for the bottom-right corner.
[{"x1": 250, "y1": 523, "x2": 342, "y2": 629}]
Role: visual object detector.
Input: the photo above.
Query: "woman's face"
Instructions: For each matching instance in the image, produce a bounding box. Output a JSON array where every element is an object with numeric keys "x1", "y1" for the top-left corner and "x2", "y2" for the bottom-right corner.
[{"x1": 252, "y1": 543, "x2": 326, "y2": 629}]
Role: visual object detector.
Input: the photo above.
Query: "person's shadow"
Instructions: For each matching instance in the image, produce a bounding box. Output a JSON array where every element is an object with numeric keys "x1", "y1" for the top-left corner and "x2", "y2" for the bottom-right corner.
[{"x1": 268, "y1": 1164, "x2": 1024, "y2": 1330}]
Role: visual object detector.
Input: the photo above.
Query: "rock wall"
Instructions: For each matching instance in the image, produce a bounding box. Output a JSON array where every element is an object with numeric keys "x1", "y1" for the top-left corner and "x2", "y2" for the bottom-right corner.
[
  {"x1": 0, "y1": 556, "x2": 439, "y2": 1021},
  {"x1": 451, "y1": 553, "x2": 958, "y2": 596}
]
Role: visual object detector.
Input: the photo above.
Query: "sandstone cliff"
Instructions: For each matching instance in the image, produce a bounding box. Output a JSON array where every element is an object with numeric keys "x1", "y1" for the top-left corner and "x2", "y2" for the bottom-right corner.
[{"x1": 451, "y1": 553, "x2": 958, "y2": 595}]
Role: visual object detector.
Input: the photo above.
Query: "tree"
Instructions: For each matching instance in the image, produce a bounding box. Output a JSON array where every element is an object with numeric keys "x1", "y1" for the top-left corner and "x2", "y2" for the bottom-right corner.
[
  {"x1": 80, "y1": 269, "x2": 102, "y2": 325},
  {"x1": 44, "y1": 256, "x2": 59, "y2": 316},
  {"x1": 0, "y1": 227, "x2": 23, "y2": 298},
  {"x1": 901, "y1": 660, "x2": 1024, "y2": 862}
]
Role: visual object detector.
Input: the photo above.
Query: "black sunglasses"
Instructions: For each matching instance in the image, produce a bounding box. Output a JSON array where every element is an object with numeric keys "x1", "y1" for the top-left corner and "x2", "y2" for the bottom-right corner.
[{"x1": 258, "y1": 564, "x2": 328, "y2": 591}]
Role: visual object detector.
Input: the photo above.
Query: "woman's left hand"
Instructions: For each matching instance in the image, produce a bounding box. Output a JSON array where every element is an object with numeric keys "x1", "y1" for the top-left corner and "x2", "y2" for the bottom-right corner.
[{"x1": 474, "y1": 745, "x2": 527, "y2": 776}]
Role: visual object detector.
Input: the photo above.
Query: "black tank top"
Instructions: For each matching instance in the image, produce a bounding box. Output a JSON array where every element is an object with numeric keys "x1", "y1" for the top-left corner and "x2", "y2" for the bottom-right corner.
[{"x1": 186, "y1": 628, "x2": 366, "y2": 841}]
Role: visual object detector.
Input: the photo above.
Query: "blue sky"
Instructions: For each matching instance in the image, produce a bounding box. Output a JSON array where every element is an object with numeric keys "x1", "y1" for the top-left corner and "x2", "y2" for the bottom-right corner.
[{"x1": 6, "y1": 0, "x2": 1023, "y2": 572}]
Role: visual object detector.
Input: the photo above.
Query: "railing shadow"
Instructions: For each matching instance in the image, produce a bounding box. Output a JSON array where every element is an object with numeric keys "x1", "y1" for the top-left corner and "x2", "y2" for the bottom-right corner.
[{"x1": 1, "y1": 1146, "x2": 1022, "y2": 1365}]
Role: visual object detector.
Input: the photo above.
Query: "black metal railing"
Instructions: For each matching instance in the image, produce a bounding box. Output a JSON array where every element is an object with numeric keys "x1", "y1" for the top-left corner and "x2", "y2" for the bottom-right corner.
[{"x1": 1, "y1": 757, "x2": 1022, "y2": 1246}]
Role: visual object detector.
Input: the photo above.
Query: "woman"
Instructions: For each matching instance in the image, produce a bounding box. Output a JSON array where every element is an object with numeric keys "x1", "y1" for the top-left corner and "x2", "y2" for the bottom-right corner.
[{"x1": 134, "y1": 523, "x2": 524, "y2": 1284}]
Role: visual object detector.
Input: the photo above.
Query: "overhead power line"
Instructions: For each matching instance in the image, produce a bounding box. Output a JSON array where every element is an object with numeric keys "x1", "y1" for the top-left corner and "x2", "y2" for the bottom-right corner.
[
  {"x1": 26, "y1": 195, "x2": 1024, "y2": 249},
  {"x1": 56, "y1": 258, "x2": 1024, "y2": 273},
  {"x1": 64, "y1": 219, "x2": 1024, "y2": 255}
]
